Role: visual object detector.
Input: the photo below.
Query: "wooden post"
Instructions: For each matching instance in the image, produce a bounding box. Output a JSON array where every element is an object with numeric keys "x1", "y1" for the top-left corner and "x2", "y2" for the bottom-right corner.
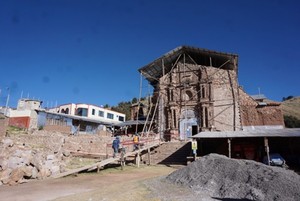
[
  {"x1": 264, "y1": 137, "x2": 270, "y2": 166},
  {"x1": 120, "y1": 148, "x2": 125, "y2": 170},
  {"x1": 228, "y1": 138, "x2": 231, "y2": 158},
  {"x1": 136, "y1": 153, "x2": 140, "y2": 168},
  {"x1": 147, "y1": 148, "x2": 151, "y2": 165}
]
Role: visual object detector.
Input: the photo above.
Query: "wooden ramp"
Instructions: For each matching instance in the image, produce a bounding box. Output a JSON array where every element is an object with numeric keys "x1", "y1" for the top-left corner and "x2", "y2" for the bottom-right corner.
[{"x1": 51, "y1": 142, "x2": 162, "y2": 179}]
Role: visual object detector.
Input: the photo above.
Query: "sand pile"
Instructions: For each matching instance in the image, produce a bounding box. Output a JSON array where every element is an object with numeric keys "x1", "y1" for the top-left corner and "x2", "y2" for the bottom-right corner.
[{"x1": 166, "y1": 154, "x2": 300, "y2": 201}]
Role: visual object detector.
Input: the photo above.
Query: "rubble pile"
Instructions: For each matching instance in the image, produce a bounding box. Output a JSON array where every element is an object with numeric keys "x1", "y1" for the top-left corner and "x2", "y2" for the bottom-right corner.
[
  {"x1": 166, "y1": 154, "x2": 300, "y2": 201},
  {"x1": 0, "y1": 137, "x2": 69, "y2": 186},
  {"x1": 0, "y1": 130, "x2": 116, "y2": 185}
]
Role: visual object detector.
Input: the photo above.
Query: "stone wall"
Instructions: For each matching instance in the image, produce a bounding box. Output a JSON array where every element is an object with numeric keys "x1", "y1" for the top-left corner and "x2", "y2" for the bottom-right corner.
[
  {"x1": 0, "y1": 116, "x2": 8, "y2": 140},
  {"x1": 44, "y1": 125, "x2": 72, "y2": 134},
  {"x1": 0, "y1": 131, "x2": 108, "y2": 185}
]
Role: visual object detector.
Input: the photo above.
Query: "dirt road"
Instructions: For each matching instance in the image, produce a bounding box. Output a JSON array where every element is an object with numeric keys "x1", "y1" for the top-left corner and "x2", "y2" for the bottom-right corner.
[{"x1": 0, "y1": 165, "x2": 176, "y2": 201}]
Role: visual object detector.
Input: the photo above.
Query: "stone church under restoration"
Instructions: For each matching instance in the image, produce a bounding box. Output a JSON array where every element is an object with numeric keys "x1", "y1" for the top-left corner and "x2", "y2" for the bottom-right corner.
[{"x1": 138, "y1": 46, "x2": 284, "y2": 140}]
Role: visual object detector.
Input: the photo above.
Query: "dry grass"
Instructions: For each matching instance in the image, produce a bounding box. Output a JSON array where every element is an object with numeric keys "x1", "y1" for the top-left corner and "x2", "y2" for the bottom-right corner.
[
  {"x1": 64, "y1": 157, "x2": 99, "y2": 170},
  {"x1": 280, "y1": 97, "x2": 300, "y2": 119}
]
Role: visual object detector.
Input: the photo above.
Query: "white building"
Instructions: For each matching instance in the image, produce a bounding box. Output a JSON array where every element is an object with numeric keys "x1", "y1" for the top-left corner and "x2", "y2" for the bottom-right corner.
[
  {"x1": 48, "y1": 103, "x2": 125, "y2": 124},
  {"x1": 7, "y1": 99, "x2": 42, "y2": 129}
]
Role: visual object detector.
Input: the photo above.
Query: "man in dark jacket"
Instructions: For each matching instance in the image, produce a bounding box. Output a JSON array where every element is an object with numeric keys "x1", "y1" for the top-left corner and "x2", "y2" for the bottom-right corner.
[{"x1": 112, "y1": 136, "x2": 120, "y2": 157}]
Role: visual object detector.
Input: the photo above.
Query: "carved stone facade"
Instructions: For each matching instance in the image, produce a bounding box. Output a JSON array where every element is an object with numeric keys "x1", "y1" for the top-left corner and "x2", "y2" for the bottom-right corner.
[
  {"x1": 139, "y1": 46, "x2": 284, "y2": 140},
  {"x1": 156, "y1": 62, "x2": 241, "y2": 140}
]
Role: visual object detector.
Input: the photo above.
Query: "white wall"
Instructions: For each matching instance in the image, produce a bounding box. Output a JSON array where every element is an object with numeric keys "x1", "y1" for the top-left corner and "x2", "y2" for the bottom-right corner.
[{"x1": 48, "y1": 103, "x2": 126, "y2": 124}]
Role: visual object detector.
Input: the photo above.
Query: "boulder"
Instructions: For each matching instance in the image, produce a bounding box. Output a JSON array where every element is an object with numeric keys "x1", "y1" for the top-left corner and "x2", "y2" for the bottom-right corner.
[
  {"x1": 8, "y1": 168, "x2": 25, "y2": 185},
  {"x1": 2, "y1": 138, "x2": 14, "y2": 147},
  {"x1": 50, "y1": 165, "x2": 60, "y2": 175},
  {"x1": 7, "y1": 157, "x2": 22, "y2": 169},
  {"x1": 0, "y1": 159, "x2": 8, "y2": 170},
  {"x1": 21, "y1": 166, "x2": 33, "y2": 178},
  {"x1": 30, "y1": 156, "x2": 43, "y2": 171},
  {"x1": 31, "y1": 167, "x2": 38, "y2": 179},
  {"x1": 37, "y1": 167, "x2": 51, "y2": 180},
  {"x1": 0, "y1": 168, "x2": 12, "y2": 182},
  {"x1": 21, "y1": 150, "x2": 33, "y2": 165},
  {"x1": 63, "y1": 150, "x2": 70, "y2": 157}
]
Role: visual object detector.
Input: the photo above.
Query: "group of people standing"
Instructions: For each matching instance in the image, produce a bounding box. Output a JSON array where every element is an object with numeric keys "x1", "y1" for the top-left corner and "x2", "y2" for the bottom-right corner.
[{"x1": 112, "y1": 134, "x2": 140, "y2": 158}]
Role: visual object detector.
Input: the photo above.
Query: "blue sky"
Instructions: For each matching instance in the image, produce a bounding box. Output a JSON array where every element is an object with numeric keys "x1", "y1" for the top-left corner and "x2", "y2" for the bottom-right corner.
[{"x1": 0, "y1": 0, "x2": 299, "y2": 108}]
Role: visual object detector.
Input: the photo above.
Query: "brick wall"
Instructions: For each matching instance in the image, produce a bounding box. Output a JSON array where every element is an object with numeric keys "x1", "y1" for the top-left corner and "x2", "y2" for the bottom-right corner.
[{"x1": 9, "y1": 117, "x2": 30, "y2": 129}]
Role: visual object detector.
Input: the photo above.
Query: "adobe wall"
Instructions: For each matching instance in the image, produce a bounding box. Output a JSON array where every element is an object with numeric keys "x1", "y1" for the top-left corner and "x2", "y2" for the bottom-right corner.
[
  {"x1": 12, "y1": 131, "x2": 157, "y2": 157},
  {"x1": 239, "y1": 88, "x2": 284, "y2": 127},
  {"x1": 207, "y1": 67, "x2": 241, "y2": 131},
  {"x1": 44, "y1": 125, "x2": 72, "y2": 134}
]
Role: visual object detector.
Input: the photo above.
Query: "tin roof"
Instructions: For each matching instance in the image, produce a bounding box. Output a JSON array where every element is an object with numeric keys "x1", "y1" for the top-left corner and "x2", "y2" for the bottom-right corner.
[
  {"x1": 115, "y1": 120, "x2": 148, "y2": 127},
  {"x1": 192, "y1": 128, "x2": 300, "y2": 139},
  {"x1": 138, "y1": 45, "x2": 238, "y2": 86}
]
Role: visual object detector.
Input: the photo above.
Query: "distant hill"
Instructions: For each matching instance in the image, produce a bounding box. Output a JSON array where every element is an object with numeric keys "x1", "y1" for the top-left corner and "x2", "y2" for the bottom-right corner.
[{"x1": 280, "y1": 96, "x2": 300, "y2": 120}]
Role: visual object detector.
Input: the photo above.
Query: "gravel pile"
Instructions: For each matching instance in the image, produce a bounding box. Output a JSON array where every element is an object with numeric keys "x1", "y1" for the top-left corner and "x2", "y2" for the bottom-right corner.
[{"x1": 166, "y1": 154, "x2": 300, "y2": 201}]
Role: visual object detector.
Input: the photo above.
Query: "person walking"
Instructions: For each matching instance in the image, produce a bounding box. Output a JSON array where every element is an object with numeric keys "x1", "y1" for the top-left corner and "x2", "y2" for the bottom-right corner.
[
  {"x1": 112, "y1": 136, "x2": 121, "y2": 157},
  {"x1": 133, "y1": 133, "x2": 139, "y2": 151}
]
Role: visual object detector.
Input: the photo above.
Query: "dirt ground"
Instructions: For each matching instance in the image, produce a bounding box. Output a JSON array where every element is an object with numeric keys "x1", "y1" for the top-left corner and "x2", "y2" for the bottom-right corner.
[
  {"x1": 4, "y1": 155, "x2": 298, "y2": 201},
  {"x1": 0, "y1": 164, "x2": 179, "y2": 201}
]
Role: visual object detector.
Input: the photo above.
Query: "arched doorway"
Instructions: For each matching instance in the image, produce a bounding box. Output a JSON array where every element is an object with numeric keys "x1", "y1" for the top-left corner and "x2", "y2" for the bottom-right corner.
[{"x1": 179, "y1": 109, "x2": 199, "y2": 140}]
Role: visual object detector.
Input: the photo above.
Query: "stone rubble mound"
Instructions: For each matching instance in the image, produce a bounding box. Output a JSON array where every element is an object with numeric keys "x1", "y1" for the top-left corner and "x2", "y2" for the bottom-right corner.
[
  {"x1": 0, "y1": 137, "x2": 69, "y2": 186},
  {"x1": 166, "y1": 153, "x2": 300, "y2": 201}
]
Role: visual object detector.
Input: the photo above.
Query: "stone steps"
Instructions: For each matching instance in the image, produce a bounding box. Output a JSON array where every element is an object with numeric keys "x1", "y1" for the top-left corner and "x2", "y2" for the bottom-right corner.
[{"x1": 150, "y1": 141, "x2": 191, "y2": 165}]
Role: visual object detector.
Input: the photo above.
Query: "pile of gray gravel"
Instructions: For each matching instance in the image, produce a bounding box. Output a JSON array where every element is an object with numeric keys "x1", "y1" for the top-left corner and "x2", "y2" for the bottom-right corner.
[{"x1": 166, "y1": 154, "x2": 300, "y2": 201}]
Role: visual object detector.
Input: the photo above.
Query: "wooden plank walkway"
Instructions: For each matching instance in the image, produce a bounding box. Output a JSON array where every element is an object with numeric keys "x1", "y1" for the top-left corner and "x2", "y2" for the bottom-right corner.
[{"x1": 51, "y1": 141, "x2": 162, "y2": 179}]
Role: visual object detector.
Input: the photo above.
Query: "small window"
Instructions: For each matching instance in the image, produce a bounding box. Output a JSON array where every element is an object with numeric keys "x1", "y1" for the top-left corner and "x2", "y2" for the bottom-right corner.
[
  {"x1": 118, "y1": 116, "x2": 124, "y2": 122},
  {"x1": 75, "y1": 108, "x2": 88, "y2": 117},
  {"x1": 98, "y1": 110, "x2": 104, "y2": 117},
  {"x1": 92, "y1": 109, "x2": 95, "y2": 115},
  {"x1": 107, "y1": 113, "x2": 114, "y2": 119}
]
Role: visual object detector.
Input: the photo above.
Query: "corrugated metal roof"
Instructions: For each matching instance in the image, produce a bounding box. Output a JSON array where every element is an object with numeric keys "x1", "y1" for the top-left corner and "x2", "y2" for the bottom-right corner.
[
  {"x1": 251, "y1": 94, "x2": 267, "y2": 100},
  {"x1": 138, "y1": 45, "x2": 238, "y2": 86},
  {"x1": 115, "y1": 120, "x2": 148, "y2": 127},
  {"x1": 192, "y1": 128, "x2": 300, "y2": 138}
]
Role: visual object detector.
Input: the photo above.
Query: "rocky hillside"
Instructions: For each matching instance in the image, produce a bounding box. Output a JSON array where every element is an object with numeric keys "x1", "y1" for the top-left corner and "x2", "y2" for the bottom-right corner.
[{"x1": 280, "y1": 96, "x2": 300, "y2": 120}]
